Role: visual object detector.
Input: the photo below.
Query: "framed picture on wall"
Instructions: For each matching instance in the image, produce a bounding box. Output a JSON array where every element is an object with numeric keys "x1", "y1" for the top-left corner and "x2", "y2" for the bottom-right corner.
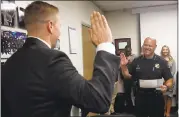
[
  {"x1": 17, "y1": 7, "x2": 25, "y2": 29},
  {"x1": 68, "y1": 26, "x2": 77, "y2": 54},
  {"x1": 114, "y1": 38, "x2": 131, "y2": 56},
  {"x1": 1, "y1": 9, "x2": 16, "y2": 27},
  {"x1": 1, "y1": 30, "x2": 27, "y2": 59}
]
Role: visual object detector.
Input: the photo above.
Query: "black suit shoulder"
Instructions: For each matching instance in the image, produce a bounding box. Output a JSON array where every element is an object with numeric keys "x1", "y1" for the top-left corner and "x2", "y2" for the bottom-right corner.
[
  {"x1": 2, "y1": 39, "x2": 120, "y2": 117},
  {"x1": 45, "y1": 50, "x2": 120, "y2": 113},
  {"x1": 46, "y1": 49, "x2": 70, "y2": 62}
]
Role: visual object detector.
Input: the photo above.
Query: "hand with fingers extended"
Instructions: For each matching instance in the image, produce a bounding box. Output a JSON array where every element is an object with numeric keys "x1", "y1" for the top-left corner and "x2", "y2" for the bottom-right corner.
[
  {"x1": 88, "y1": 11, "x2": 112, "y2": 46},
  {"x1": 120, "y1": 53, "x2": 128, "y2": 67}
]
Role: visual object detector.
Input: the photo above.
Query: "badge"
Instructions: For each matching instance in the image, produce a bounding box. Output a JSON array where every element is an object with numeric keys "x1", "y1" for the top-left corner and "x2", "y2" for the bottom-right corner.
[
  {"x1": 155, "y1": 63, "x2": 160, "y2": 68},
  {"x1": 136, "y1": 65, "x2": 140, "y2": 69}
]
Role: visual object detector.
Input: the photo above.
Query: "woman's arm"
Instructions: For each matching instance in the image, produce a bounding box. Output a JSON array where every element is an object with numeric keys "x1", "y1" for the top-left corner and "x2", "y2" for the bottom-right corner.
[{"x1": 170, "y1": 60, "x2": 176, "y2": 76}]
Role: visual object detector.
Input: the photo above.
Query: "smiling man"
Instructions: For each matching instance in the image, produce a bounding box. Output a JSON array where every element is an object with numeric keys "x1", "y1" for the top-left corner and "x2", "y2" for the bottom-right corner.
[{"x1": 120, "y1": 37, "x2": 173, "y2": 117}]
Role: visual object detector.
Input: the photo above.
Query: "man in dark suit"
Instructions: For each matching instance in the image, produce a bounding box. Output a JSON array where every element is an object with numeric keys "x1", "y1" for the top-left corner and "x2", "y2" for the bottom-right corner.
[{"x1": 2, "y1": 1, "x2": 119, "y2": 117}]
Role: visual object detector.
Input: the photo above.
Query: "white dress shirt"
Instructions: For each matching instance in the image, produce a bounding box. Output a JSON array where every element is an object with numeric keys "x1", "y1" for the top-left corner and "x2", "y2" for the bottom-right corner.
[{"x1": 96, "y1": 42, "x2": 115, "y2": 55}]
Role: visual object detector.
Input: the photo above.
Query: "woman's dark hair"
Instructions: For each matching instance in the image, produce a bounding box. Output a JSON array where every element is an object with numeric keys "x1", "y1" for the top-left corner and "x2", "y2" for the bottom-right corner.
[{"x1": 125, "y1": 45, "x2": 130, "y2": 49}]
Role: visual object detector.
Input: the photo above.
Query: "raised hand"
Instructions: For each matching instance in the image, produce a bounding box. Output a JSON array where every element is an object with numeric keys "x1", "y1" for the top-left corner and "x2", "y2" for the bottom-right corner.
[
  {"x1": 120, "y1": 53, "x2": 128, "y2": 66},
  {"x1": 88, "y1": 11, "x2": 112, "y2": 46}
]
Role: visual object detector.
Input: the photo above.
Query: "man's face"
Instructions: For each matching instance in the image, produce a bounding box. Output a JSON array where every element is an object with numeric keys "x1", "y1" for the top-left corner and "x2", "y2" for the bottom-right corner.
[{"x1": 142, "y1": 38, "x2": 156, "y2": 56}]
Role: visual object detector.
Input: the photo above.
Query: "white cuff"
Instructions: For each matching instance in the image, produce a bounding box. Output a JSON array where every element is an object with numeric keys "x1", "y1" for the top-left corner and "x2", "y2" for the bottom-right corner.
[{"x1": 96, "y1": 42, "x2": 115, "y2": 55}]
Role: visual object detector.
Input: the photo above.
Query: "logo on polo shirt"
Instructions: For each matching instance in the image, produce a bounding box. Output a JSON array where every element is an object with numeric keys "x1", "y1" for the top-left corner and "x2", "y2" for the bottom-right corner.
[{"x1": 136, "y1": 65, "x2": 140, "y2": 69}]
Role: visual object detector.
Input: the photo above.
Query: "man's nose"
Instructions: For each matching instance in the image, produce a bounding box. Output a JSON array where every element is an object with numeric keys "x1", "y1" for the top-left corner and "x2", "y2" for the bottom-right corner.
[{"x1": 144, "y1": 47, "x2": 149, "y2": 49}]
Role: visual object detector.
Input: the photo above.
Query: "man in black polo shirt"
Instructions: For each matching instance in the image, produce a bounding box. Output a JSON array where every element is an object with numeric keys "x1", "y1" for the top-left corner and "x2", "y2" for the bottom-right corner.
[{"x1": 120, "y1": 37, "x2": 173, "y2": 117}]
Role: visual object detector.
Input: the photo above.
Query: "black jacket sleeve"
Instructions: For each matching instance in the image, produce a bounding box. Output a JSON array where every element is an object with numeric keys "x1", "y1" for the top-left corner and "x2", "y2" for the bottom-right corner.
[{"x1": 47, "y1": 51, "x2": 119, "y2": 113}]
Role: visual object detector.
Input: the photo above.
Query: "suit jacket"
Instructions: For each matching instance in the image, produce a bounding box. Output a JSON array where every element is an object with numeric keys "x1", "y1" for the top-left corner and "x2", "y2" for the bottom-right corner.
[{"x1": 2, "y1": 37, "x2": 119, "y2": 117}]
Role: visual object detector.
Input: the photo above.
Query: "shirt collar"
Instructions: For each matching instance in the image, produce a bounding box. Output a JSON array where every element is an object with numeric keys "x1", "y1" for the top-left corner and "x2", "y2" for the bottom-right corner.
[
  {"x1": 28, "y1": 36, "x2": 51, "y2": 48},
  {"x1": 142, "y1": 54, "x2": 156, "y2": 60}
]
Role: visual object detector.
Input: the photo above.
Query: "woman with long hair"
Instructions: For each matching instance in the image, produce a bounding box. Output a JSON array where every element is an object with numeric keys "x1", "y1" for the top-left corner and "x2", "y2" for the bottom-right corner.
[{"x1": 160, "y1": 45, "x2": 176, "y2": 117}]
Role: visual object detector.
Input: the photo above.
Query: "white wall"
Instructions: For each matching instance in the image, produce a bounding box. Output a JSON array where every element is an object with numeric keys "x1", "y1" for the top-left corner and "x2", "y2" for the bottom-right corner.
[
  {"x1": 140, "y1": 9, "x2": 177, "y2": 67},
  {"x1": 1, "y1": 1, "x2": 102, "y2": 75},
  {"x1": 104, "y1": 10, "x2": 140, "y2": 55}
]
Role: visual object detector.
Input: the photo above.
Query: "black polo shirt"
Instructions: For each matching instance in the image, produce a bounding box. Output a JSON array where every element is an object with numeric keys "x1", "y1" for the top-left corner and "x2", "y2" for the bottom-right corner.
[{"x1": 129, "y1": 54, "x2": 173, "y2": 85}]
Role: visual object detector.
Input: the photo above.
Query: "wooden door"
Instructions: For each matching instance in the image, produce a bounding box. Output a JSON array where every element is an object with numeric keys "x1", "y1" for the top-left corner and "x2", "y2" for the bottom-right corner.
[
  {"x1": 82, "y1": 25, "x2": 98, "y2": 116},
  {"x1": 82, "y1": 25, "x2": 95, "y2": 80}
]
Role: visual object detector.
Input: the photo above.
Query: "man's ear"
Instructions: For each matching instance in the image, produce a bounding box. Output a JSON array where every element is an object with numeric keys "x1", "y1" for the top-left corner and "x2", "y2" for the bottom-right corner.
[{"x1": 47, "y1": 21, "x2": 53, "y2": 34}]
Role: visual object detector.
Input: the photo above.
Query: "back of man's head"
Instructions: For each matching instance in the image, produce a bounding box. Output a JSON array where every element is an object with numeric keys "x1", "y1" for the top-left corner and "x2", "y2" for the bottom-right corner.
[{"x1": 24, "y1": 1, "x2": 59, "y2": 29}]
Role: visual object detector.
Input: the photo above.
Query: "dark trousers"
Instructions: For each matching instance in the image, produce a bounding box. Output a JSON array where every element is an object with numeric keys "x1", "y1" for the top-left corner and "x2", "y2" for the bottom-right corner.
[
  {"x1": 114, "y1": 93, "x2": 125, "y2": 113},
  {"x1": 123, "y1": 79, "x2": 133, "y2": 113},
  {"x1": 135, "y1": 91, "x2": 164, "y2": 117}
]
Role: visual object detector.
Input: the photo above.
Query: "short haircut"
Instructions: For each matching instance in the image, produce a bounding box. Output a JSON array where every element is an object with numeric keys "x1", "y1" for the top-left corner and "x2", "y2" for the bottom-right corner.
[{"x1": 24, "y1": 1, "x2": 59, "y2": 28}]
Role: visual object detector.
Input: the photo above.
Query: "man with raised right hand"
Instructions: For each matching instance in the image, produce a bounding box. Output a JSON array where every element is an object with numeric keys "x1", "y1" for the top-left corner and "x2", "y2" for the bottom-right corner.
[{"x1": 2, "y1": 1, "x2": 119, "y2": 117}]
